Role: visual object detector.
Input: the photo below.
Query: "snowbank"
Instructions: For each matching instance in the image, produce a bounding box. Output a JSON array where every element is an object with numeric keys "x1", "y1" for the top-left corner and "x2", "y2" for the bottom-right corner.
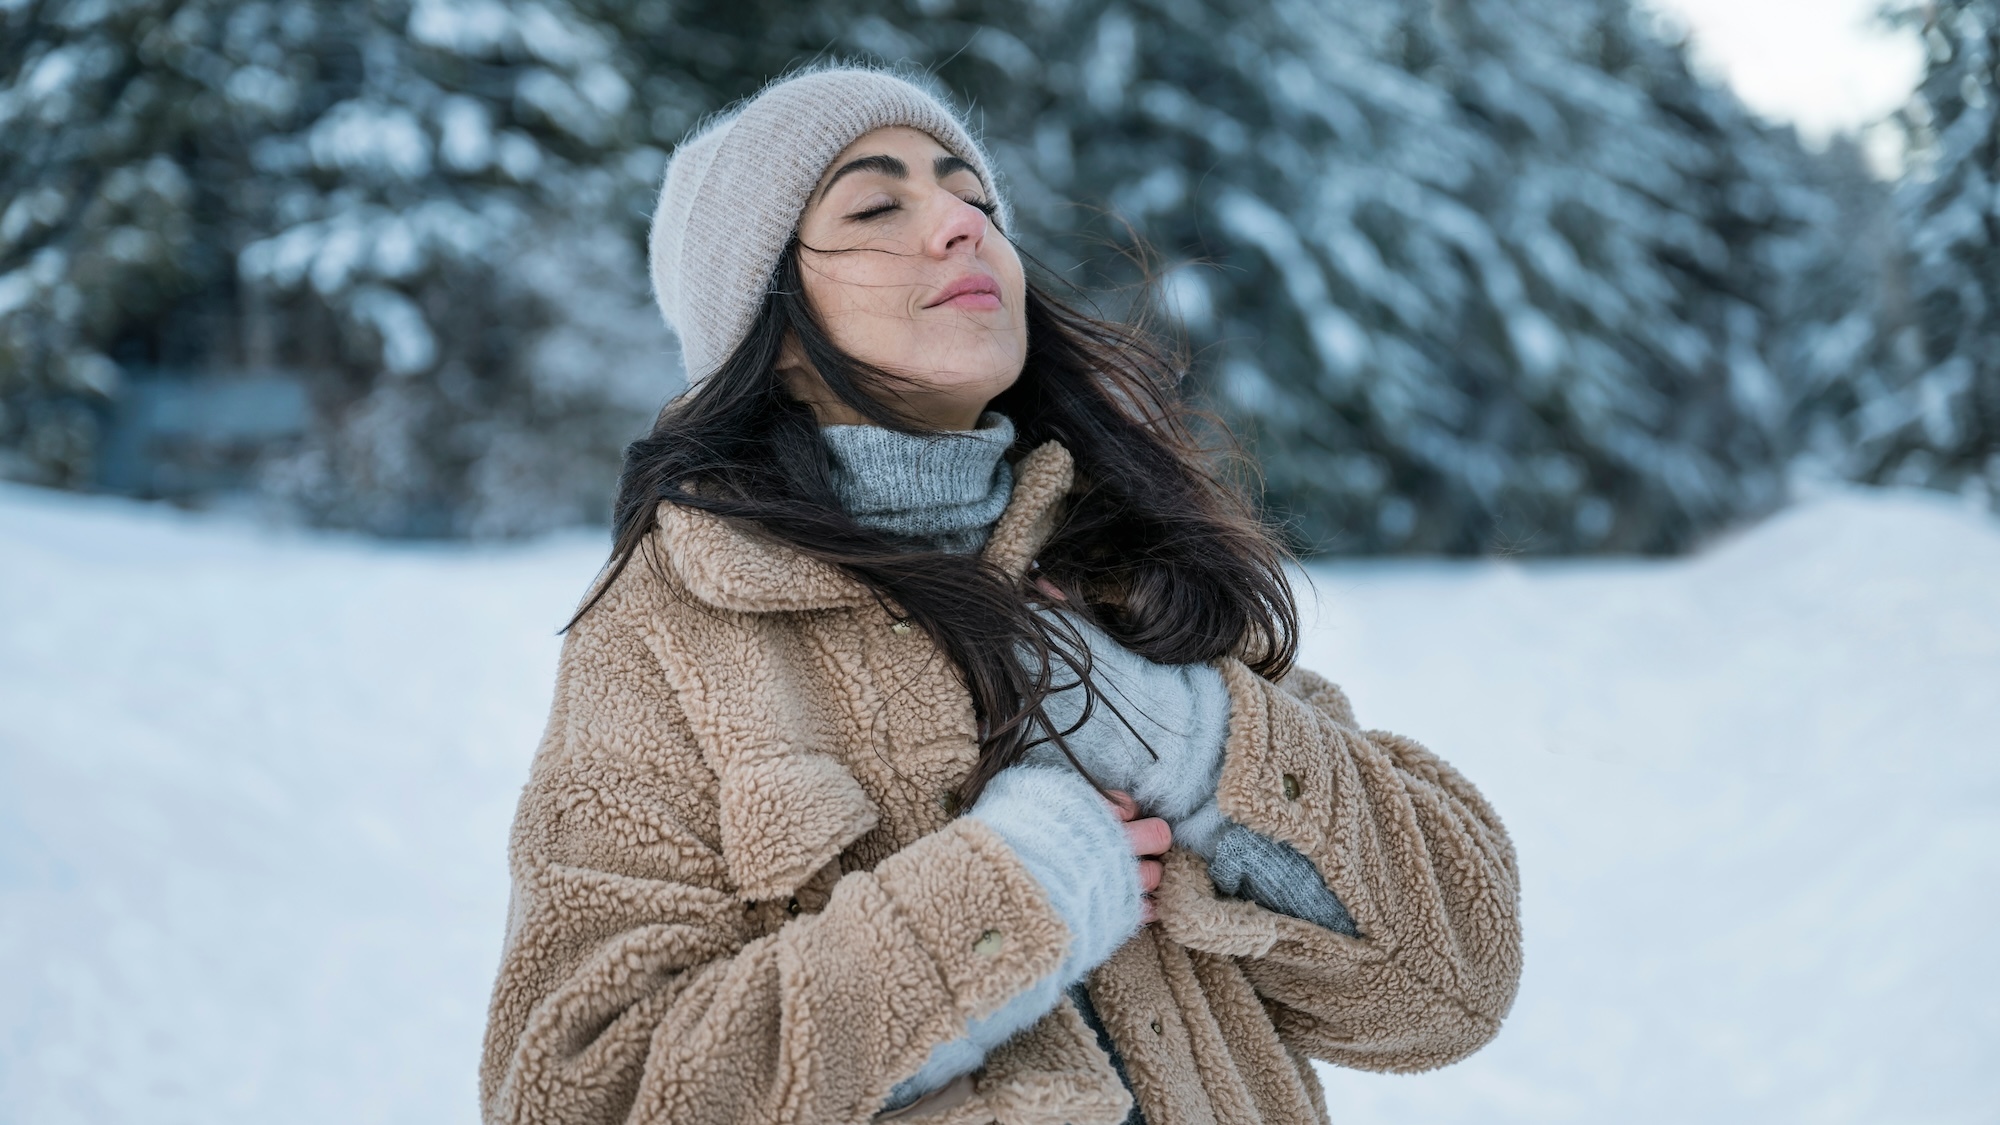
[{"x1": 2, "y1": 483, "x2": 1995, "y2": 1123}]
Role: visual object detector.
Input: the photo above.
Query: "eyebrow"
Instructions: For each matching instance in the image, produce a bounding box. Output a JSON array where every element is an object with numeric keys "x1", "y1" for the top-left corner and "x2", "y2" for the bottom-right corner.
[{"x1": 814, "y1": 153, "x2": 985, "y2": 209}]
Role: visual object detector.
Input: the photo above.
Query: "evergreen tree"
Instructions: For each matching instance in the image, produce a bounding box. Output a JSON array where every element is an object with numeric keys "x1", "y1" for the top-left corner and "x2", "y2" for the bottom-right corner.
[
  {"x1": 3, "y1": 0, "x2": 1900, "y2": 548},
  {"x1": 0, "y1": 0, "x2": 671, "y2": 535},
  {"x1": 614, "y1": 0, "x2": 1875, "y2": 553},
  {"x1": 1851, "y1": 0, "x2": 1998, "y2": 501}
]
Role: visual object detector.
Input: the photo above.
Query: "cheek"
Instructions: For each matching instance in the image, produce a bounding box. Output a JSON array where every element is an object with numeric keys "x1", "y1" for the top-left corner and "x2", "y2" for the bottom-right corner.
[{"x1": 802, "y1": 258, "x2": 914, "y2": 356}]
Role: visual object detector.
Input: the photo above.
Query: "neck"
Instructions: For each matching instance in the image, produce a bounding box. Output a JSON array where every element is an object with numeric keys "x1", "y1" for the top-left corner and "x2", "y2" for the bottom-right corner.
[{"x1": 782, "y1": 368, "x2": 992, "y2": 431}]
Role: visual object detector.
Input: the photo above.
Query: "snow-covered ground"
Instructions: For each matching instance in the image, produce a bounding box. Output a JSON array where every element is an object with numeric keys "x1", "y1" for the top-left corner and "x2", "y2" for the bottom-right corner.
[{"x1": 2, "y1": 482, "x2": 1995, "y2": 1123}]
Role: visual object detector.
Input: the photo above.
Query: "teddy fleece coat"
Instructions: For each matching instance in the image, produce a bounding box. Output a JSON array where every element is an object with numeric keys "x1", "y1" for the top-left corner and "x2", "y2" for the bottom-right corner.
[{"x1": 478, "y1": 441, "x2": 1524, "y2": 1125}]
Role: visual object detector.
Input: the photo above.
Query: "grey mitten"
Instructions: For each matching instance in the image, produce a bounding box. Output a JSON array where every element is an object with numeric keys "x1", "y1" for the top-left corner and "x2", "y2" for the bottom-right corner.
[
  {"x1": 1017, "y1": 608, "x2": 1362, "y2": 938},
  {"x1": 1019, "y1": 607, "x2": 1232, "y2": 823},
  {"x1": 1206, "y1": 819, "x2": 1359, "y2": 935}
]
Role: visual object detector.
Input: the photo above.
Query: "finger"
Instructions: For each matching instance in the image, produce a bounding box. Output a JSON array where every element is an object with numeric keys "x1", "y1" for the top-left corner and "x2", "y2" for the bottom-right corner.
[
  {"x1": 1102, "y1": 790, "x2": 1139, "y2": 820},
  {"x1": 1032, "y1": 575, "x2": 1068, "y2": 603},
  {"x1": 1138, "y1": 858, "x2": 1163, "y2": 893},
  {"x1": 1139, "y1": 894, "x2": 1157, "y2": 925},
  {"x1": 1124, "y1": 816, "x2": 1172, "y2": 858}
]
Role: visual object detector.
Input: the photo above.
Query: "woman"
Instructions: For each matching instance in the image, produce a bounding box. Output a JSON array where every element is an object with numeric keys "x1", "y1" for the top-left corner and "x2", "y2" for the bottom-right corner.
[{"x1": 479, "y1": 65, "x2": 1521, "y2": 1125}]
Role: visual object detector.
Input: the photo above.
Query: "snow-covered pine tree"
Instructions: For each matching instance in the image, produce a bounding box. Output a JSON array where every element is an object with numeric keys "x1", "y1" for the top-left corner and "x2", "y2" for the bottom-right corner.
[
  {"x1": 654, "y1": 0, "x2": 1875, "y2": 553},
  {"x1": 0, "y1": 0, "x2": 673, "y2": 535},
  {"x1": 0, "y1": 0, "x2": 197, "y2": 487},
  {"x1": 1852, "y1": 0, "x2": 1999, "y2": 501},
  {"x1": 5, "y1": 0, "x2": 1897, "y2": 547}
]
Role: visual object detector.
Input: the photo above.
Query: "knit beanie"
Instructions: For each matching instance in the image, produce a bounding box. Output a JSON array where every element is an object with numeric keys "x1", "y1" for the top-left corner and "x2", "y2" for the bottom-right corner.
[{"x1": 647, "y1": 65, "x2": 1014, "y2": 387}]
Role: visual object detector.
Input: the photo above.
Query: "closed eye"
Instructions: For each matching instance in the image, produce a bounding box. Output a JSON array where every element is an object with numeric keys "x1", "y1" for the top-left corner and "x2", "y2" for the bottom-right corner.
[{"x1": 846, "y1": 196, "x2": 998, "y2": 222}]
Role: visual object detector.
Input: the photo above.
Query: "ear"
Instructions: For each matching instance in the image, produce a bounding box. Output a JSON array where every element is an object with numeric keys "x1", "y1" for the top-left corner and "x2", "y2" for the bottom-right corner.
[
  {"x1": 776, "y1": 331, "x2": 828, "y2": 408},
  {"x1": 776, "y1": 328, "x2": 875, "y2": 427},
  {"x1": 775, "y1": 327, "x2": 808, "y2": 377}
]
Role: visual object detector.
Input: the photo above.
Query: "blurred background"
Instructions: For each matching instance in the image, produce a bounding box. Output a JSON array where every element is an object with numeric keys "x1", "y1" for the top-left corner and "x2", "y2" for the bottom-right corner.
[
  {"x1": 2, "y1": 0, "x2": 1996, "y2": 1122},
  {"x1": 3, "y1": 0, "x2": 1995, "y2": 548}
]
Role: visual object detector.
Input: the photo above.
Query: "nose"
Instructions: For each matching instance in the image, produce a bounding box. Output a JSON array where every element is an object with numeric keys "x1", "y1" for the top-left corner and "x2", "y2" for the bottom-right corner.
[{"x1": 924, "y1": 188, "x2": 988, "y2": 259}]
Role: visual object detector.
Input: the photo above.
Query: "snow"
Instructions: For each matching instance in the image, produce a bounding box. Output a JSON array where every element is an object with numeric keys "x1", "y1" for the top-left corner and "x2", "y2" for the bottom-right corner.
[
  {"x1": 403, "y1": 0, "x2": 614, "y2": 67},
  {"x1": 436, "y1": 95, "x2": 495, "y2": 174},
  {"x1": 1216, "y1": 190, "x2": 1373, "y2": 384},
  {"x1": 1303, "y1": 485, "x2": 2000, "y2": 1121},
  {"x1": 308, "y1": 100, "x2": 434, "y2": 181},
  {"x1": 351, "y1": 286, "x2": 439, "y2": 376},
  {"x1": 3, "y1": 482, "x2": 1997, "y2": 1123}
]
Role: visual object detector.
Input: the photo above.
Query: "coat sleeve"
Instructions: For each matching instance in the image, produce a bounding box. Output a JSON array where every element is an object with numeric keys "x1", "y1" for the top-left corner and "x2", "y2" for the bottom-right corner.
[
  {"x1": 1152, "y1": 660, "x2": 1523, "y2": 1074},
  {"x1": 477, "y1": 617, "x2": 1077, "y2": 1125}
]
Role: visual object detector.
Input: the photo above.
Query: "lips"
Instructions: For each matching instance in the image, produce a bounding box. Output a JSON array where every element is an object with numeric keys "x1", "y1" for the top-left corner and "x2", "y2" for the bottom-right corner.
[{"x1": 924, "y1": 273, "x2": 1002, "y2": 309}]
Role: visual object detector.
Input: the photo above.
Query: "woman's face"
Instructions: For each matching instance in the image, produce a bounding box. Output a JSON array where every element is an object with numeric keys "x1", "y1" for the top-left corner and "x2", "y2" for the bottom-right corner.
[{"x1": 784, "y1": 126, "x2": 1028, "y2": 431}]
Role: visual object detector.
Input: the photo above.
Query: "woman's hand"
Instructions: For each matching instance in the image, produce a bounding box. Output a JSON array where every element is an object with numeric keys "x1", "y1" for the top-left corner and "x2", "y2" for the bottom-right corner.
[{"x1": 1104, "y1": 790, "x2": 1169, "y2": 924}]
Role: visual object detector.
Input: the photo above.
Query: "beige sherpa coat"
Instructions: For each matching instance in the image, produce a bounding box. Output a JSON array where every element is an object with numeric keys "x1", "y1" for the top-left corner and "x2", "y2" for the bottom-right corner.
[{"x1": 479, "y1": 441, "x2": 1522, "y2": 1125}]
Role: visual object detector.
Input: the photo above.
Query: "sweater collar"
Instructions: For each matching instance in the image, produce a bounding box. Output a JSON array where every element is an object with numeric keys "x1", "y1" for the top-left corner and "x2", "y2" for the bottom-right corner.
[
  {"x1": 820, "y1": 412, "x2": 1015, "y2": 555},
  {"x1": 655, "y1": 439, "x2": 1074, "y2": 613}
]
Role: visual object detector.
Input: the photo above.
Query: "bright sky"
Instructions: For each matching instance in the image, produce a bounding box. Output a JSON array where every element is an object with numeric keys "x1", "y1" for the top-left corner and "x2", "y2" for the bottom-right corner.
[{"x1": 1637, "y1": 0, "x2": 1926, "y2": 176}]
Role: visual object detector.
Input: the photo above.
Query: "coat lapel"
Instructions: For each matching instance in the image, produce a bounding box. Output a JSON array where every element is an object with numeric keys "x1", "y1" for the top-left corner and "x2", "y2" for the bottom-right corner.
[
  {"x1": 647, "y1": 440, "x2": 1076, "y2": 901},
  {"x1": 638, "y1": 603, "x2": 881, "y2": 901}
]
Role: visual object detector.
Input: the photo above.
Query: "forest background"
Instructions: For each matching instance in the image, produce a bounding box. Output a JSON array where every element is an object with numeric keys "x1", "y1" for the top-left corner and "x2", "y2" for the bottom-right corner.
[{"x1": 4, "y1": 0, "x2": 1994, "y2": 554}]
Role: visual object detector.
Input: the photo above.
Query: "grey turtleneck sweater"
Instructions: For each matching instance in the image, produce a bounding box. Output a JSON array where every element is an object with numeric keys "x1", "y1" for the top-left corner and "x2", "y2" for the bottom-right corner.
[
  {"x1": 821, "y1": 412, "x2": 1017, "y2": 554},
  {"x1": 823, "y1": 413, "x2": 1354, "y2": 1121}
]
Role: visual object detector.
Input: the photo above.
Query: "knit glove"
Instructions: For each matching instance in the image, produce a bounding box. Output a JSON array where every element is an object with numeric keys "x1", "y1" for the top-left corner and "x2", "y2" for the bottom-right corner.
[
  {"x1": 1018, "y1": 607, "x2": 1233, "y2": 826},
  {"x1": 1019, "y1": 607, "x2": 1360, "y2": 937}
]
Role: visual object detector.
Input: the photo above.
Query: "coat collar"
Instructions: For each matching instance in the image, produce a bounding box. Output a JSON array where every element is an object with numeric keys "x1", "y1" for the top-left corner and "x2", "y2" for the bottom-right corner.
[
  {"x1": 656, "y1": 440, "x2": 1075, "y2": 613},
  {"x1": 641, "y1": 440, "x2": 1074, "y2": 901}
]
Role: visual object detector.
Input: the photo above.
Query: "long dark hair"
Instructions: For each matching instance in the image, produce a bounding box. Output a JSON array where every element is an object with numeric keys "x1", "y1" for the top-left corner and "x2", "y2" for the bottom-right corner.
[{"x1": 574, "y1": 238, "x2": 1298, "y2": 805}]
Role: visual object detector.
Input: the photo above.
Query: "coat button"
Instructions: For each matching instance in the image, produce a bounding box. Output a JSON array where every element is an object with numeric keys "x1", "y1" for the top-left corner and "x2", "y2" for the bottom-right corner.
[
  {"x1": 1282, "y1": 773, "x2": 1301, "y2": 800},
  {"x1": 1150, "y1": 1018, "x2": 1164, "y2": 1035},
  {"x1": 786, "y1": 896, "x2": 801, "y2": 915},
  {"x1": 890, "y1": 619, "x2": 912, "y2": 635},
  {"x1": 940, "y1": 790, "x2": 962, "y2": 816},
  {"x1": 972, "y1": 929, "x2": 1005, "y2": 956}
]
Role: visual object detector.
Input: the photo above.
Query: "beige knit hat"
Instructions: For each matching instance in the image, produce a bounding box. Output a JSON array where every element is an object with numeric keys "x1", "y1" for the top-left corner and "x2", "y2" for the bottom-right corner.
[{"x1": 647, "y1": 64, "x2": 1014, "y2": 386}]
